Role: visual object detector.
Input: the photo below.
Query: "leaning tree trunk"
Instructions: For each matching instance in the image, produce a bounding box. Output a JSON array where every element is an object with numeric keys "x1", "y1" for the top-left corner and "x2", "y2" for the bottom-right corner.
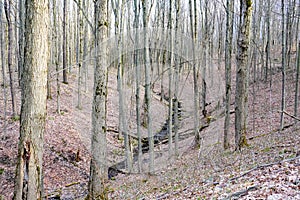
[
  {"x1": 13, "y1": 0, "x2": 49, "y2": 199},
  {"x1": 87, "y1": 0, "x2": 109, "y2": 198},
  {"x1": 235, "y1": 0, "x2": 252, "y2": 151}
]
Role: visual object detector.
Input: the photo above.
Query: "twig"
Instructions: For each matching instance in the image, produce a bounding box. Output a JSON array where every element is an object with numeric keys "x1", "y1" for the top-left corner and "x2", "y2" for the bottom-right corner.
[
  {"x1": 278, "y1": 110, "x2": 300, "y2": 121},
  {"x1": 65, "y1": 181, "x2": 80, "y2": 187}
]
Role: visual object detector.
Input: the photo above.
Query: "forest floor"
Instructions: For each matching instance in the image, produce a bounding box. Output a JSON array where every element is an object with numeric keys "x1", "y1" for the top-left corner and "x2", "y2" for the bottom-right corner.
[{"x1": 0, "y1": 60, "x2": 300, "y2": 199}]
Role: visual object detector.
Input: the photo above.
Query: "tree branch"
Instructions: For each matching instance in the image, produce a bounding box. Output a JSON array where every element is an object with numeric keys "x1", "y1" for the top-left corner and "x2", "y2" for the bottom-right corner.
[
  {"x1": 72, "y1": 0, "x2": 94, "y2": 33},
  {"x1": 278, "y1": 110, "x2": 300, "y2": 121}
]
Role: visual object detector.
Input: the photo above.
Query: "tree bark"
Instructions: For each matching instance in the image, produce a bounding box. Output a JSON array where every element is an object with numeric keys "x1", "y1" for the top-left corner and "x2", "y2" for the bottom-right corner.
[
  {"x1": 53, "y1": 0, "x2": 60, "y2": 114},
  {"x1": 4, "y1": 0, "x2": 17, "y2": 118},
  {"x1": 280, "y1": 0, "x2": 286, "y2": 130},
  {"x1": 13, "y1": 0, "x2": 49, "y2": 198},
  {"x1": 295, "y1": 41, "x2": 300, "y2": 123},
  {"x1": 134, "y1": 0, "x2": 142, "y2": 173},
  {"x1": 224, "y1": 0, "x2": 234, "y2": 150},
  {"x1": 18, "y1": 0, "x2": 25, "y2": 85},
  {"x1": 63, "y1": 0, "x2": 68, "y2": 84},
  {"x1": 77, "y1": 0, "x2": 83, "y2": 109},
  {"x1": 201, "y1": 0, "x2": 208, "y2": 115},
  {"x1": 0, "y1": 5, "x2": 7, "y2": 135},
  {"x1": 189, "y1": 0, "x2": 200, "y2": 146},
  {"x1": 113, "y1": 0, "x2": 132, "y2": 172},
  {"x1": 168, "y1": 0, "x2": 174, "y2": 158},
  {"x1": 235, "y1": 0, "x2": 252, "y2": 151},
  {"x1": 265, "y1": 0, "x2": 271, "y2": 81},
  {"x1": 174, "y1": 0, "x2": 180, "y2": 156},
  {"x1": 87, "y1": 0, "x2": 108, "y2": 198},
  {"x1": 142, "y1": 0, "x2": 154, "y2": 173}
]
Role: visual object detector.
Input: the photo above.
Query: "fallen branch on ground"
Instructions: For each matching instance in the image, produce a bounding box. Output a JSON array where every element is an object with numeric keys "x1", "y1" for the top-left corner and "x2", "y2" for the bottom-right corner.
[
  {"x1": 44, "y1": 182, "x2": 81, "y2": 199},
  {"x1": 278, "y1": 110, "x2": 300, "y2": 121},
  {"x1": 222, "y1": 185, "x2": 258, "y2": 200}
]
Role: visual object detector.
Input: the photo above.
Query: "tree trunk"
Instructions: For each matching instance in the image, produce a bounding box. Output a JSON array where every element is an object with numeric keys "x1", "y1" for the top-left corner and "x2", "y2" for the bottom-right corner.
[
  {"x1": 18, "y1": 0, "x2": 25, "y2": 86},
  {"x1": 114, "y1": 0, "x2": 132, "y2": 172},
  {"x1": 168, "y1": 0, "x2": 174, "y2": 158},
  {"x1": 265, "y1": 0, "x2": 271, "y2": 81},
  {"x1": 13, "y1": 0, "x2": 49, "y2": 198},
  {"x1": 87, "y1": 0, "x2": 108, "y2": 198},
  {"x1": 235, "y1": 0, "x2": 252, "y2": 151},
  {"x1": 174, "y1": 0, "x2": 180, "y2": 156},
  {"x1": 134, "y1": 0, "x2": 142, "y2": 173},
  {"x1": 46, "y1": 1, "x2": 52, "y2": 100},
  {"x1": 0, "y1": 5, "x2": 7, "y2": 135},
  {"x1": 294, "y1": 4, "x2": 300, "y2": 123},
  {"x1": 63, "y1": 0, "x2": 68, "y2": 84},
  {"x1": 189, "y1": 0, "x2": 200, "y2": 146},
  {"x1": 142, "y1": 0, "x2": 154, "y2": 173},
  {"x1": 280, "y1": 0, "x2": 286, "y2": 130},
  {"x1": 295, "y1": 41, "x2": 300, "y2": 124},
  {"x1": 201, "y1": 0, "x2": 208, "y2": 115},
  {"x1": 224, "y1": 0, "x2": 234, "y2": 150},
  {"x1": 77, "y1": 0, "x2": 83, "y2": 109},
  {"x1": 52, "y1": 0, "x2": 60, "y2": 114},
  {"x1": 4, "y1": 0, "x2": 17, "y2": 118},
  {"x1": 83, "y1": 0, "x2": 89, "y2": 92}
]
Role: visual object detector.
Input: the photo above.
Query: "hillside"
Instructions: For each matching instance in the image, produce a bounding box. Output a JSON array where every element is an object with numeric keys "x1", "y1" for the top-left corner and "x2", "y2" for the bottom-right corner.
[{"x1": 0, "y1": 62, "x2": 300, "y2": 199}]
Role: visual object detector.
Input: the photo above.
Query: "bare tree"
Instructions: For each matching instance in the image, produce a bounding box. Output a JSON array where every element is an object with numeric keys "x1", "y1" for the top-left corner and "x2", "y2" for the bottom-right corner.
[
  {"x1": 280, "y1": 0, "x2": 286, "y2": 130},
  {"x1": 112, "y1": 0, "x2": 132, "y2": 172},
  {"x1": 265, "y1": 0, "x2": 271, "y2": 81},
  {"x1": 77, "y1": 0, "x2": 83, "y2": 109},
  {"x1": 142, "y1": 0, "x2": 154, "y2": 173},
  {"x1": 189, "y1": 0, "x2": 200, "y2": 146},
  {"x1": 235, "y1": 0, "x2": 252, "y2": 151},
  {"x1": 13, "y1": 0, "x2": 49, "y2": 198},
  {"x1": 87, "y1": 0, "x2": 109, "y2": 198},
  {"x1": 18, "y1": 0, "x2": 25, "y2": 85},
  {"x1": 133, "y1": 0, "x2": 142, "y2": 173},
  {"x1": 63, "y1": 0, "x2": 68, "y2": 84},
  {"x1": 224, "y1": 0, "x2": 234, "y2": 150},
  {"x1": 295, "y1": 41, "x2": 300, "y2": 123},
  {"x1": 4, "y1": 0, "x2": 17, "y2": 118},
  {"x1": 168, "y1": 0, "x2": 174, "y2": 157},
  {"x1": 174, "y1": 0, "x2": 180, "y2": 156},
  {"x1": 53, "y1": 0, "x2": 61, "y2": 114},
  {"x1": 201, "y1": 0, "x2": 208, "y2": 115},
  {"x1": 0, "y1": 4, "x2": 7, "y2": 135}
]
